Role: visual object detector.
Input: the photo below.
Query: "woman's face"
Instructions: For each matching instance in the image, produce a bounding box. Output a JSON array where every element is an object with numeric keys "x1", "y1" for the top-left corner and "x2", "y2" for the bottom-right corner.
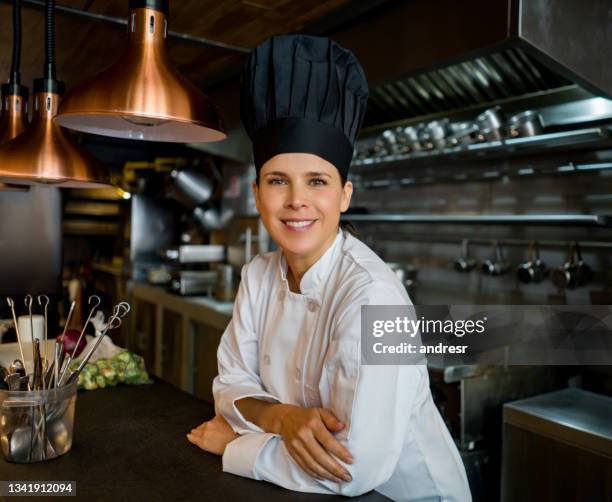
[{"x1": 253, "y1": 153, "x2": 353, "y2": 262}]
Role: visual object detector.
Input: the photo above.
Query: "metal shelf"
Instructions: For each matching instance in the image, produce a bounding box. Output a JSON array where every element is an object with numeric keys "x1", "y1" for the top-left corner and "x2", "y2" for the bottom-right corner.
[
  {"x1": 343, "y1": 213, "x2": 612, "y2": 227},
  {"x1": 352, "y1": 126, "x2": 612, "y2": 169}
]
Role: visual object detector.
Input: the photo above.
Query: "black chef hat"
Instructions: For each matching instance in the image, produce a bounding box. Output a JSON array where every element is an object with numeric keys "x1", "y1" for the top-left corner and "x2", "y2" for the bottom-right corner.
[{"x1": 241, "y1": 35, "x2": 369, "y2": 179}]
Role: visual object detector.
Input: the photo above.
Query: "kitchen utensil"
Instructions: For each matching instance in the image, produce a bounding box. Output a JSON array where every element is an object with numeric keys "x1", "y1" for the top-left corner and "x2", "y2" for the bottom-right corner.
[
  {"x1": 170, "y1": 271, "x2": 218, "y2": 296},
  {"x1": 400, "y1": 125, "x2": 422, "y2": 152},
  {"x1": 193, "y1": 204, "x2": 234, "y2": 231},
  {"x1": 32, "y1": 340, "x2": 43, "y2": 391},
  {"x1": 169, "y1": 168, "x2": 213, "y2": 208},
  {"x1": 573, "y1": 242, "x2": 593, "y2": 287},
  {"x1": 454, "y1": 239, "x2": 476, "y2": 272},
  {"x1": 475, "y1": 106, "x2": 506, "y2": 142},
  {"x1": 163, "y1": 244, "x2": 225, "y2": 263},
  {"x1": 482, "y1": 241, "x2": 510, "y2": 276},
  {"x1": 0, "y1": 380, "x2": 78, "y2": 463},
  {"x1": 426, "y1": 119, "x2": 451, "y2": 149},
  {"x1": 516, "y1": 241, "x2": 547, "y2": 284},
  {"x1": 6, "y1": 298, "x2": 27, "y2": 375},
  {"x1": 66, "y1": 306, "x2": 126, "y2": 385},
  {"x1": 447, "y1": 121, "x2": 478, "y2": 147},
  {"x1": 551, "y1": 243, "x2": 591, "y2": 290},
  {"x1": 9, "y1": 360, "x2": 25, "y2": 377},
  {"x1": 508, "y1": 110, "x2": 543, "y2": 137},
  {"x1": 56, "y1": 301, "x2": 76, "y2": 378},
  {"x1": 37, "y1": 295, "x2": 50, "y2": 376},
  {"x1": 59, "y1": 296, "x2": 102, "y2": 384}
]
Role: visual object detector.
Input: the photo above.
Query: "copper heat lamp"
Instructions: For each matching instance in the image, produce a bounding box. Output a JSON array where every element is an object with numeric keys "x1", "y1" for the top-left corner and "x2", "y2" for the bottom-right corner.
[
  {"x1": 0, "y1": 0, "x2": 110, "y2": 187},
  {"x1": 54, "y1": 0, "x2": 227, "y2": 143},
  {"x1": 0, "y1": 0, "x2": 29, "y2": 145}
]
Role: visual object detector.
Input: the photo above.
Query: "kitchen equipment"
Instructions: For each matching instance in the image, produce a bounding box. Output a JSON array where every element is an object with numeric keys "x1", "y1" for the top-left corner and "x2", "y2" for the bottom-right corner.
[
  {"x1": 399, "y1": 125, "x2": 422, "y2": 152},
  {"x1": 168, "y1": 168, "x2": 213, "y2": 208},
  {"x1": 454, "y1": 239, "x2": 476, "y2": 272},
  {"x1": 17, "y1": 315, "x2": 44, "y2": 343},
  {"x1": 551, "y1": 242, "x2": 592, "y2": 289},
  {"x1": 482, "y1": 241, "x2": 510, "y2": 276},
  {"x1": 193, "y1": 204, "x2": 234, "y2": 231},
  {"x1": 6, "y1": 298, "x2": 27, "y2": 375},
  {"x1": 447, "y1": 122, "x2": 478, "y2": 147},
  {"x1": 37, "y1": 295, "x2": 50, "y2": 372},
  {"x1": 59, "y1": 295, "x2": 102, "y2": 385},
  {"x1": 475, "y1": 106, "x2": 506, "y2": 142},
  {"x1": 516, "y1": 241, "x2": 547, "y2": 284},
  {"x1": 212, "y1": 264, "x2": 237, "y2": 302},
  {"x1": 507, "y1": 110, "x2": 543, "y2": 137},
  {"x1": 0, "y1": 379, "x2": 78, "y2": 463},
  {"x1": 163, "y1": 244, "x2": 225, "y2": 264},
  {"x1": 426, "y1": 119, "x2": 451, "y2": 149},
  {"x1": 170, "y1": 271, "x2": 218, "y2": 296},
  {"x1": 502, "y1": 389, "x2": 612, "y2": 502}
]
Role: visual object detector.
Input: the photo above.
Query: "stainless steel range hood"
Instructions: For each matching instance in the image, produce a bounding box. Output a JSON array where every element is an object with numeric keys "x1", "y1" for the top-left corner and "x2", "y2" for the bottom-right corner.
[{"x1": 331, "y1": 0, "x2": 612, "y2": 128}]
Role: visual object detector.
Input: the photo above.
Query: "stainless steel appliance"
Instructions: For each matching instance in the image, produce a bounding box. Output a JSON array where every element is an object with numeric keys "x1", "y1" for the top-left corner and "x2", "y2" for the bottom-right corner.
[{"x1": 170, "y1": 271, "x2": 218, "y2": 296}]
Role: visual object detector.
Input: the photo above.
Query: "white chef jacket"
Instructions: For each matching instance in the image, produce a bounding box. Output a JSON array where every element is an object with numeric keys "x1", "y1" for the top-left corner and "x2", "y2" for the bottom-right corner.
[{"x1": 213, "y1": 230, "x2": 471, "y2": 501}]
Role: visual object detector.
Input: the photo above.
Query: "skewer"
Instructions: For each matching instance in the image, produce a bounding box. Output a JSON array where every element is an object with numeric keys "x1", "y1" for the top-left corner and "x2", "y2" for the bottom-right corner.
[
  {"x1": 58, "y1": 296, "x2": 102, "y2": 384},
  {"x1": 56, "y1": 301, "x2": 76, "y2": 381},
  {"x1": 7, "y1": 298, "x2": 28, "y2": 386},
  {"x1": 37, "y1": 295, "x2": 50, "y2": 384}
]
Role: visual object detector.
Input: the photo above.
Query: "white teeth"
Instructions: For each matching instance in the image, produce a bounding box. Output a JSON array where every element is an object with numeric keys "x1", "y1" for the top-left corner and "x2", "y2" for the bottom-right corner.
[{"x1": 285, "y1": 220, "x2": 313, "y2": 228}]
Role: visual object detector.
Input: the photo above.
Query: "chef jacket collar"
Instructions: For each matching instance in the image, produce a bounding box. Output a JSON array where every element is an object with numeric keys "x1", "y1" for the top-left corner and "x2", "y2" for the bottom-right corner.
[{"x1": 279, "y1": 229, "x2": 344, "y2": 297}]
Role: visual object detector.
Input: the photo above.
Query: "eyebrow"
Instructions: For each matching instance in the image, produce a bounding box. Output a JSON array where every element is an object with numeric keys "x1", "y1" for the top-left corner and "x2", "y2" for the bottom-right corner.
[{"x1": 262, "y1": 171, "x2": 332, "y2": 178}]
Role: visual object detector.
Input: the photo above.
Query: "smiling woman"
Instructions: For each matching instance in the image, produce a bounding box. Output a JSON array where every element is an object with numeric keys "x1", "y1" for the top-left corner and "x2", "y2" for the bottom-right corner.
[
  {"x1": 253, "y1": 154, "x2": 353, "y2": 291},
  {"x1": 187, "y1": 34, "x2": 471, "y2": 501}
]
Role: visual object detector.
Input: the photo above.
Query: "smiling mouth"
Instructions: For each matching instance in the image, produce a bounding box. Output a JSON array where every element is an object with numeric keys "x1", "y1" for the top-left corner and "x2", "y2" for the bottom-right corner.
[{"x1": 281, "y1": 219, "x2": 317, "y2": 231}]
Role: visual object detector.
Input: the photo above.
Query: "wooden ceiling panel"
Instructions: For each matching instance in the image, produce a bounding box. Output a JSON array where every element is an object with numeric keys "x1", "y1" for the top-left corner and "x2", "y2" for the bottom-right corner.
[{"x1": 0, "y1": 0, "x2": 356, "y2": 106}]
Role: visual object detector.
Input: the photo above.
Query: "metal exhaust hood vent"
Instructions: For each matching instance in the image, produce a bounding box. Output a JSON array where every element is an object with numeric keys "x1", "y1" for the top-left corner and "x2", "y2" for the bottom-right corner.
[{"x1": 351, "y1": 0, "x2": 612, "y2": 128}]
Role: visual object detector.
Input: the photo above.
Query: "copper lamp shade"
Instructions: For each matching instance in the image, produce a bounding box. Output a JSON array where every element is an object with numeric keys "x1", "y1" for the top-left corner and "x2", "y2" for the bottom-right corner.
[
  {"x1": 55, "y1": 2, "x2": 226, "y2": 143},
  {"x1": 0, "y1": 85, "x2": 29, "y2": 145},
  {"x1": 0, "y1": 82, "x2": 110, "y2": 188}
]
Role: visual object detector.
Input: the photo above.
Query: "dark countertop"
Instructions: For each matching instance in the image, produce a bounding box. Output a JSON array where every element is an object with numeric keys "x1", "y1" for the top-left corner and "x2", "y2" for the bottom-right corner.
[{"x1": 1, "y1": 380, "x2": 389, "y2": 502}]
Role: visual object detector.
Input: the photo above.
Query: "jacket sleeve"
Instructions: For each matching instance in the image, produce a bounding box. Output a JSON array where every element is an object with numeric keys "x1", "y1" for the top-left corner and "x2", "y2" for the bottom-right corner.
[
  {"x1": 212, "y1": 264, "x2": 281, "y2": 435},
  {"x1": 222, "y1": 281, "x2": 427, "y2": 497}
]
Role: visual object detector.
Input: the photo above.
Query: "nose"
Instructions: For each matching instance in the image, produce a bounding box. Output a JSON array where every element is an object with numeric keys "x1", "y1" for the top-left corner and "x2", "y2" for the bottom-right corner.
[{"x1": 284, "y1": 183, "x2": 308, "y2": 210}]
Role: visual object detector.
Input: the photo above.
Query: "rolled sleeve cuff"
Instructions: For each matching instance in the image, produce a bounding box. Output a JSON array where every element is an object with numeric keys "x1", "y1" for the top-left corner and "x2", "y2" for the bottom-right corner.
[
  {"x1": 216, "y1": 386, "x2": 281, "y2": 435},
  {"x1": 223, "y1": 432, "x2": 278, "y2": 480}
]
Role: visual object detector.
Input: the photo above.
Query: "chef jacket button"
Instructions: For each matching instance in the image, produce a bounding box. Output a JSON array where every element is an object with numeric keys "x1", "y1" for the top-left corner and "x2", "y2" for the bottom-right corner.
[
  {"x1": 263, "y1": 354, "x2": 271, "y2": 365},
  {"x1": 296, "y1": 368, "x2": 302, "y2": 379},
  {"x1": 308, "y1": 299, "x2": 317, "y2": 312}
]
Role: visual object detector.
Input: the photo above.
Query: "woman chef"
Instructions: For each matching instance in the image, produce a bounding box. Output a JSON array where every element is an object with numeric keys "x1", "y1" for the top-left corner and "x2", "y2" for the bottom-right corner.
[{"x1": 187, "y1": 35, "x2": 471, "y2": 502}]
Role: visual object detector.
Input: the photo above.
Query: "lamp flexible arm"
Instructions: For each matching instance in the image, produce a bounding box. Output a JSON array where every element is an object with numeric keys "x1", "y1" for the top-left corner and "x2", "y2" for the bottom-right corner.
[
  {"x1": 44, "y1": 0, "x2": 56, "y2": 80},
  {"x1": 9, "y1": 0, "x2": 22, "y2": 85}
]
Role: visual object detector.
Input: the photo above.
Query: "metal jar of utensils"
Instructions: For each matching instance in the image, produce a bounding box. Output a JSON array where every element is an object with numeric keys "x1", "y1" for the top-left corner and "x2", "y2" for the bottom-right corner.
[
  {"x1": 0, "y1": 380, "x2": 78, "y2": 463},
  {"x1": 1, "y1": 295, "x2": 131, "y2": 463}
]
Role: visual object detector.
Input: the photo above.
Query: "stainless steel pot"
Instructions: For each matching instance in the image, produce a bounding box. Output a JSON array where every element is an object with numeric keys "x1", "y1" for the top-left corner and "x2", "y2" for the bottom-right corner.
[
  {"x1": 475, "y1": 106, "x2": 506, "y2": 142},
  {"x1": 516, "y1": 241, "x2": 547, "y2": 284},
  {"x1": 508, "y1": 110, "x2": 543, "y2": 137}
]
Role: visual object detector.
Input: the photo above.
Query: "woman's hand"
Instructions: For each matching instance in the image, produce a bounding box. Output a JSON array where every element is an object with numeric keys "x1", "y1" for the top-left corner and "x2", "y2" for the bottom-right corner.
[
  {"x1": 187, "y1": 414, "x2": 238, "y2": 456},
  {"x1": 278, "y1": 405, "x2": 354, "y2": 483}
]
